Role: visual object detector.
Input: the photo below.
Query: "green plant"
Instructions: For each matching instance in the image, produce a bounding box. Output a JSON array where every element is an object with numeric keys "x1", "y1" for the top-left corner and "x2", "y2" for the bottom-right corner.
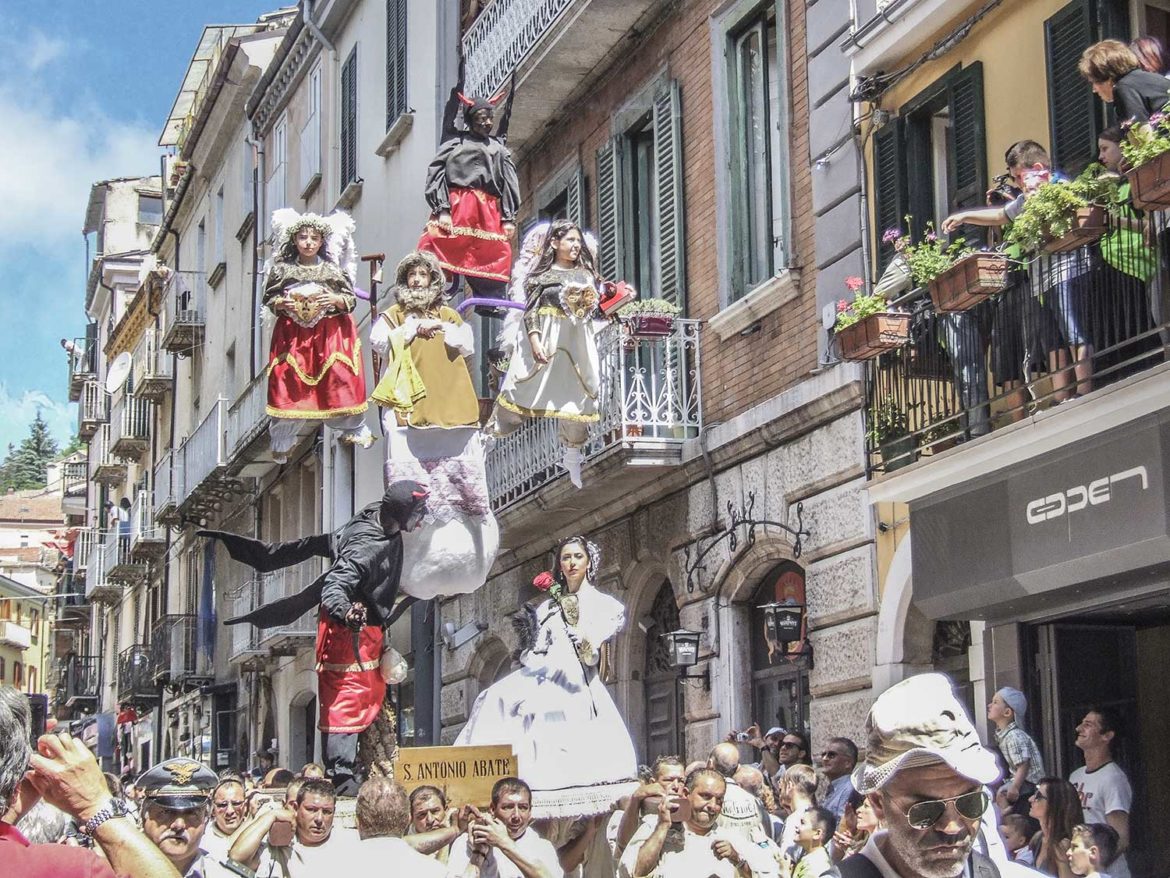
[
  {"x1": 1003, "y1": 163, "x2": 1120, "y2": 254},
  {"x1": 1121, "y1": 106, "x2": 1170, "y2": 169},
  {"x1": 883, "y1": 220, "x2": 974, "y2": 286},
  {"x1": 866, "y1": 397, "x2": 910, "y2": 446},
  {"x1": 618, "y1": 297, "x2": 681, "y2": 316}
]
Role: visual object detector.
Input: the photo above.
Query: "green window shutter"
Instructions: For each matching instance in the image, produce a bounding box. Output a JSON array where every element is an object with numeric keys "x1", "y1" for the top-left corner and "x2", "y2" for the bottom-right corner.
[
  {"x1": 1046, "y1": 0, "x2": 1096, "y2": 174},
  {"x1": 386, "y1": 0, "x2": 408, "y2": 126},
  {"x1": 653, "y1": 80, "x2": 686, "y2": 309},
  {"x1": 341, "y1": 48, "x2": 358, "y2": 189},
  {"x1": 566, "y1": 166, "x2": 587, "y2": 229},
  {"x1": 872, "y1": 119, "x2": 905, "y2": 271},
  {"x1": 947, "y1": 62, "x2": 986, "y2": 213},
  {"x1": 596, "y1": 138, "x2": 623, "y2": 281}
]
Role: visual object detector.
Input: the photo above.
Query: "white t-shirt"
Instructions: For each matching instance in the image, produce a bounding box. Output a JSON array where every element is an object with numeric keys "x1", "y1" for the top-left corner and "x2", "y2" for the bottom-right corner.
[
  {"x1": 445, "y1": 826, "x2": 562, "y2": 878},
  {"x1": 618, "y1": 819, "x2": 779, "y2": 878},
  {"x1": 253, "y1": 834, "x2": 353, "y2": 878},
  {"x1": 354, "y1": 836, "x2": 446, "y2": 876},
  {"x1": 1069, "y1": 762, "x2": 1132, "y2": 878}
]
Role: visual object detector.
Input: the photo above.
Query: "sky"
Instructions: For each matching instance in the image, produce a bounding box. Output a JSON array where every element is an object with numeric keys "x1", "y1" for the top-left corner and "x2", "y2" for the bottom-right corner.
[{"x1": 0, "y1": 1, "x2": 279, "y2": 456}]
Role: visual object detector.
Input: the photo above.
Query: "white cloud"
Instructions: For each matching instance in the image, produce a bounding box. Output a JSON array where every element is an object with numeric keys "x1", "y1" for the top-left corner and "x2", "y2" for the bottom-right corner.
[
  {"x1": 0, "y1": 383, "x2": 76, "y2": 455},
  {"x1": 25, "y1": 31, "x2": 68, "y2": 72}
]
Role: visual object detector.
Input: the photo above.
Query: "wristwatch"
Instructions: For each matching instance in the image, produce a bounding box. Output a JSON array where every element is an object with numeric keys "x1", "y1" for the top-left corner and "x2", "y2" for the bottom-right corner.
[{"x1": 80, "y1": 798, "x2": 131, "y2": 837}]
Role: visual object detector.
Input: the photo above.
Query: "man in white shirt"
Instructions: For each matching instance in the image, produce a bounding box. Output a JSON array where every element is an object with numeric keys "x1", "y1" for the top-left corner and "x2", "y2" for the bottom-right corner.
[
  {"x1": 136, "y1": 758, "x2": 230, "y2": 878},
  {"x1": 228, "y1": 778, "x2": 342, "y2": 877},
  {"x1": 201, "y1": 777, "x2": 247, "y2": 864},
  {"x1": 446, "y1": 777, "x2": 561, "y2": 878},
  {"x1": 1069, "y1": 707, "x2": 1132, "y2": 878},
  {"x1": 351, "y1": 776, "x2": 445, "y2": 875}
]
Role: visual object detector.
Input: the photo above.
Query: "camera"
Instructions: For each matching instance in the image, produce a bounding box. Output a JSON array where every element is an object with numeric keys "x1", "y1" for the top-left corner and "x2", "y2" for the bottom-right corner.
[
  {"x1": 27, "y1": 694, "x2": 48, "y2": 744},
  {"x1": 736, "y1": 731, "x2": 750, "y2": 743}
]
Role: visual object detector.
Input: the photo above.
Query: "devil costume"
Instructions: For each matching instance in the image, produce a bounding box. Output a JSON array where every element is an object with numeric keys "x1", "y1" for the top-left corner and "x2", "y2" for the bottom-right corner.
[{"x1": 200, "y1": 481, "x2": 427, "y2": 794}]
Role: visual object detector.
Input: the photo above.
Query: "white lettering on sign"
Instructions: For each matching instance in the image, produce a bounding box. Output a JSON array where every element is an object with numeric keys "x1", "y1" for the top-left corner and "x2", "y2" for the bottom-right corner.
[{"x1": 1025, "y1": 466, "x2": 1149, "y2": 525}]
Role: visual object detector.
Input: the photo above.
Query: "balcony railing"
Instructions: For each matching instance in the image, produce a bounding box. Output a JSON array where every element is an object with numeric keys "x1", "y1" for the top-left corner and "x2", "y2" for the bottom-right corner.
[
  {"x1": 102, "y1": 520, "x2": 146, "y2": 584},
  {"x1": 130, "y1": 489, "x2": 166, "y2": 559},
  {"x1": 67, "y1": 336, "x2": 97, "y2": 402},
  {"x1": 0, "y1": 620, "x2": 31, "y2": 650},
  {"x1": 255, "y1": 562, "x2": 320, "y2": 649},
  {"x1": 225, "y1": 373, "x2": 271, "y2": 469},
  {"x1": 74, "y1": 527, "x2": 96, "y2": 578},
  {"x1": 84, "y1": 542, "x2": 121, "y2": 603},
  {"x1": 56, "y1": 568, "x2": 89, "y2": 620},
  {"x1": 151, "y1": 614, "x2": 212, "y2": 684},
  {"x1": 152, "y1": 450, "x2": 184, "y2": 525},
  {"x1": 79, "y1": 380, "x2": 108, "y2": 440},
  {"x1": 160, "y1": 273, "x2": 204, "y2": 354},
  {"x1": 63, "y1": 460, "x2": 87, "y2": 494},
  {"x1": 179, "y1": 398, "x2": 229, "y2": 513},
  {"x1": 110, "y1": 394, "x2": 152, "y2": 461},
  {"x1": 56, "y1": 654, "x2": 100, "y2": 707},
  {"x1": 133, "y1": 328, "x2": 173, "y2": 401},
  {"x1": 862, "y1": 212, "x2": 1169, "y2": 475},
  {"x1": 487, "y1": 318, "x2": 702, "y2": 509},
  {"x1": 91, "y1": 424, "x2": 125, "y2": 486},
  {"x1": 117, "y1": 644, "x2": 158, "y2": 704},
  {"x1": 227, "y1": 584, "x2": 265, "y2": 665}
]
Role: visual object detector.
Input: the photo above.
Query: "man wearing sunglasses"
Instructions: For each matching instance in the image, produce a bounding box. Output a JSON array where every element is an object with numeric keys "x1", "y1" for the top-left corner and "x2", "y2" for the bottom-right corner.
[
  {"x1": 203, "y1": 777, "x2": 247, "y2": 863},
  {"x1": 842, "y1": 673, "x2": 1039, "y2": 878}
]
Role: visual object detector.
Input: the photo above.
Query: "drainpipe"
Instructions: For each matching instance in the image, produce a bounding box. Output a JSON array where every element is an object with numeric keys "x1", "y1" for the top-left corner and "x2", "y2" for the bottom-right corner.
[{"x1": 245, "y1": 133, "x2": 263, "y2": 376}]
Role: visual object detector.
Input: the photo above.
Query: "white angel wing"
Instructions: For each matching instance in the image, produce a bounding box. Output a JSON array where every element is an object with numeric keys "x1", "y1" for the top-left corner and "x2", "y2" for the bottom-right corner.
[
  {"x1": 270, "y1": 208, "x2": 300, "y2": 248},
  {"x1": 498, "y1": 222, "x2": 551, "y2": 353},
  {"x1": 326, "y1": 211, "x2": 358, "y2": 284}
]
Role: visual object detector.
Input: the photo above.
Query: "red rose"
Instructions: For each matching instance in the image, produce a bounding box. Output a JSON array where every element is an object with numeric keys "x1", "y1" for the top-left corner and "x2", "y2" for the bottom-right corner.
[{"x1": 532, "y1": 572, "x2": 555, "y2": 591}]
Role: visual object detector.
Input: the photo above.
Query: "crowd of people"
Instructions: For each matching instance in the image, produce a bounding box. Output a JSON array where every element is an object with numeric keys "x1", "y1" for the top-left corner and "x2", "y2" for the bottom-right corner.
[{"x1": 1, "y1": 672, "x2": 1138, "y2": 878}]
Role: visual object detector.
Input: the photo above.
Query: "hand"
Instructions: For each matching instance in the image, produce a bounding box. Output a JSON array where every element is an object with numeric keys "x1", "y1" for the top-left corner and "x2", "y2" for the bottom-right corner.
[
  {"x1": 712, "y1": 839, "x2": 743, "y2": 867},
  {"x1": 27, "y1": 731, "x2": 115, "y2": 822},
  {"x1": 744, "y1": 722, "x2": 764, "y2": 748},
  {"x1": 437, "y1": 212, "x2": 454, "y2": 234},
  {"x1": 529, "y1": 336, "x2": 549, "y2": 364},
  {"x1": 655, "y1": 793, "x2": 673, "y2": 827},
  {"x1": 502, "y1": 222, "x2": 516, "y2": 238},
  {"x1": 831, "y1": 829, "x2": 854, "y2": 861},
  {"x1": 941, "y1": 213, "x2": 967, "y2": 234},
  {"x1": 269, "y1": 803, "x2": 296, "y2": 824},
  {"x1": 344, "y1": 602, "x2": 368, "y2": 630},
  {"x1": 633, "y1": 781, "x2": 665, "y2": 803},
  {"x1": 415, "y1": 319, "x2": 442, "y2": 339},
  {"x1": 455, "y1": 804, "x2": 476, "y2": 833},
  {"x1": 470, "y1": 814, "x2": 512, "y2": 851}
]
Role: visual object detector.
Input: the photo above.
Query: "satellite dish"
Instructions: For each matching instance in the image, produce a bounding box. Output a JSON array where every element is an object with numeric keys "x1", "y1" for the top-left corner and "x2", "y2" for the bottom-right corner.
[
  {"x1": 105, "y1": 352, "x2": 133, "y2": 394},
  {"x1": 821, "y1": 303, "x2": 838, "y2": 332}
]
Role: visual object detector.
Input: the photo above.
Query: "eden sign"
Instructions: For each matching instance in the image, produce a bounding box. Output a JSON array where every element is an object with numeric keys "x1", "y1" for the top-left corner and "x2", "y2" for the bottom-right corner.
[{"x1": 1025, "y1": 466, "x2": 1149, "y2": 525}]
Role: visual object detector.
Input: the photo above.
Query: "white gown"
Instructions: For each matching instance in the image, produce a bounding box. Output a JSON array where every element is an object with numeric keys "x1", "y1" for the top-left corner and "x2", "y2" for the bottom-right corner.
[{"x1": 455, "y1": 581, "x2": 638, "y2": 818}]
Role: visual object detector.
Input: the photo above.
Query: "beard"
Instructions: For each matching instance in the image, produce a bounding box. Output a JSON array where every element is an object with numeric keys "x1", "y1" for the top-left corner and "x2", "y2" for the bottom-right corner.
[{"x1": 883, "y1": 824, "x2": 974, "y2": 878}]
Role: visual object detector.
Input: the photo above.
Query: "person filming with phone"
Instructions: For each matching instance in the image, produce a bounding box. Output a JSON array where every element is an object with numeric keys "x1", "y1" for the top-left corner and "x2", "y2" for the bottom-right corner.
[{"x1": 619, "y1": 767, "x2": 779, "y2": 877}]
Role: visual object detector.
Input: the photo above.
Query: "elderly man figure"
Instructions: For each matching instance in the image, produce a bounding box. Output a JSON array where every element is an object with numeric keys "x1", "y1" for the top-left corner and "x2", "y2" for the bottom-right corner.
[
  {"x1": 0, "y1": 686, "x2": 181, "y2": 878},
  {"x1": 819, "y1": 738, "x2": 858, "y2": 819},
  {"x1": 842, "y1": 673, "x2": 1039, "y2": 878},
  {"x1": 229, "y1": 778, "x2": 341, "y2": 877},
  {"x1": 137, "y1": 758, "x2": 224, "y2": 877},
  {"x1": 203, "y1": 776, "x2": 247, "y2": 862},
  {"x1": 446, "y1": 777, "x2": 561, "y2": 878},
  {"x1": 619, "y1": 768, "x2": 778, "y2": 877},
  {"x1": 352, "y1": 777, "x2": 445, "y2": 875},
  {"x1": 709, "y1": 742, "x2": 766, "y2": 840}
]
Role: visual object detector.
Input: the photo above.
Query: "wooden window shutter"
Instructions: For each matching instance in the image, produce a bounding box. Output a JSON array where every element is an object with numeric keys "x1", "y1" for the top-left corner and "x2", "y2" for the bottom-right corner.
[
  {"x1": 341, "y1": 48, "x2": 358, "y2": 189},
  {"x1": 946, "y1": 62, "x2": 986, "y2": 213},
  {"x1": 566, "y1": 166, "x2": 587, "y2": 229},
  {"x1": 386, "y1": 0, "x2": 408, "y2": 126},
  {"x1": 596, "y1": 138, "x2": 623, "y2": 281},
  {"x1": 1046, "y1": 0, "x2": 1097, "y2": 174},
  {"x1": 653, "y1": 80, "x2": 686, "y2": 308},
  {"x1": 872, "y1": 119, "x2": 906, "y2": 271}
]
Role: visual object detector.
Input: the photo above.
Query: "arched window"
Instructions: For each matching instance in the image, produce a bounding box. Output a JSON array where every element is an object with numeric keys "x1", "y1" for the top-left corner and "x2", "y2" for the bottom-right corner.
[
  {"x1": 749, "y1": 562, "x2": 810, "y2": 735},
  {"x1": 13, "y1": 662, "x2": 23, "y2": 688},
  {"x1": 27, "y1": 666, "x2": 36, "y2": 693},
  {"x1": 643, "y1": 580, "x2": 683, "y2": 761}
]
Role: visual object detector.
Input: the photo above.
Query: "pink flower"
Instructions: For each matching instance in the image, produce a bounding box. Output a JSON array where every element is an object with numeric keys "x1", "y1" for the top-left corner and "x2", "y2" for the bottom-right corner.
[
  {"x1": 533, "y1": 572, "x2": 555, "y2": 591},
  {"x1": 882, "y1": 228, "x2": 902, "y2": 244},
  {"x1": 844, "y1": 276, "x2": 863, "y2": 292},
  {"x1": 925, "y1": 230, "x2": 938, "y2": 242},
  {"x1": 836, "y1": 299, "x2": 851, "y2": 312}
]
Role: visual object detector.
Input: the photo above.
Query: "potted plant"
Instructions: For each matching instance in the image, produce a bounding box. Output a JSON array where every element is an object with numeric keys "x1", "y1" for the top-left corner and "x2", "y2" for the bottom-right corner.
[
  {"x1": 619, "y1": 298, "x2": 681, "y2": 337},
  {"x1": 883, "y1": 221, "x2": 1004, "y2": 313},
  {"x1": 834, "y1": 276, "x2": 910, "y2": 361},
  {"x1": 867, "y1": 397, "x2": 914, "y2": 472},
  {"x1": 1122, "y1": 107, "x2": 1170, "y2": 210},
  {"x1": 1003, "y1": 164, "x2": 1118, "y2": 255}
]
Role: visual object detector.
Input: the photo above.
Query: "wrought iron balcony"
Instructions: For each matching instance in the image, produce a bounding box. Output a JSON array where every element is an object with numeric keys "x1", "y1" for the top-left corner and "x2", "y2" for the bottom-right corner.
[
  {"x1": 117, "y1": 644, "x2": 158, "y2": 705},
  {"x1": 84, "y1": 542, "x2": 122, "y2": 603},
  {"x1": 110, "y1": 394, "x2": 152, "y2": 461},
  {"x1": 160, "y1": 272, "x2": 204, "y2": 354},
  {"x1": 152, "y1": 450, "x2": 183, "y2": 526},
  {"x1": 0, "y1": 620, "x2": 31, "y2": 650},
  {"x1": 151, "y1": 614, "x2": 212, "y2": 685},
  {"x1": 130, "y1": 490, "x2": 166, "y2": 560},
  {"x1": 255, "y1": 562, "x2": 320, "y2": 652},
  {"x1": 462, "y1": 0, "x2": 672, "y2": 153},
  {"x1": 225, "y1": 373, "x2": 272, "y2": 475},
  {"x1": 78, "y1": 380, "x2": 108, "y2": 440},
  {"x1": 91, "y1": 423, "x2": 125, "y2": 486},
  {"x1": 56, "y1": 654, "x2": 100, "y2": 707},
  {"x1": 102, "y1": 521, "x2": 147, "y2": 585},
  {"x1": 179, "y1": 398, "x2": 238, "y2": 516},
  {"x1": 133, "y1": 328, "x2": 173, "y2": 401},
  {"x1": 67, "y1": 336, "x2": 97, "y2": 403},
  {"x1": 55, "y1": 568, "x2": 90, "y2": 624},
  {"x1": 487, "y1": 318, "x2": 701, "y2": 524}
]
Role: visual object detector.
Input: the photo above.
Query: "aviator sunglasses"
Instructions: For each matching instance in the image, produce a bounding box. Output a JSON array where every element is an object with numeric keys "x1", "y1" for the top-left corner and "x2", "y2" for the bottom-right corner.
[{"x1": 891, "y1": 790, "x2": 989, "y2": 830}]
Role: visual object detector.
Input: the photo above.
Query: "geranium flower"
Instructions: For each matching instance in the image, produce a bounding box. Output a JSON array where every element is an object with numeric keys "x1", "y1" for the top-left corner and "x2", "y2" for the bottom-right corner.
[
  {"x1": 837, "y1": 299, "x2": 851, "y2": 312},
  {"x1": 844, "y1": 276, "x2": 863, "y2": 292},
  {"x1": 882, "y1": 228, "x2": 902, "y2": 244}
]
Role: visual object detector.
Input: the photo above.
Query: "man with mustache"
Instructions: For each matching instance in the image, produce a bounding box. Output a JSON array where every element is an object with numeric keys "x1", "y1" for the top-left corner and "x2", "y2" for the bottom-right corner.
[
  {"x1": 137, "y1": 758, "x2": 222, "y2": 877},
  {"x1": 842, "y1": 673, "x2": 1040, "y2": 878},
  {"x1": 446, "y1": 777, "x2": 560, "y2": 878}
]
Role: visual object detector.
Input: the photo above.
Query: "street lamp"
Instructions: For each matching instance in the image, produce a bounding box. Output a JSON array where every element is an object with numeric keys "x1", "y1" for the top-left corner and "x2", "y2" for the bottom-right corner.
[
  {"x1": 661, "y1": 628, "x2": 709, "y2": 689},
  {"x1": 759, "y1": 599, "x2": 814, "y2": 667}
]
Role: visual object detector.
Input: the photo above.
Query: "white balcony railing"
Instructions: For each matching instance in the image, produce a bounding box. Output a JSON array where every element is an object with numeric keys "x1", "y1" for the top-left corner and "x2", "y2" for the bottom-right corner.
[
  {"x1": 101, "y1": 523, "x2": 136, "y2": 579},
  {"x1": 132, "y1": 328, "x2": 173, "y2": 400},
  {"x1": 79, "y1": 380, "x2": 108, "y2": 436},
  {"x1": 110, "y1": 394, "x2": 152, "y2": 457},
  {"x1": 487, "y1": 318, "x2": 702, "y2": 508},
  {"x1": 130, "y1": 489, "x2": 165, "y2": 555},
  {"x1": 152, "y1": 450, "x2": 184, "y2": 522},
  {"x1": 255, "y1": 562, "x2": 320, "y2": 646},
  {"x1": 227, "y1": 585, "x2": 262, "y2": 662},
  {"x1": 67, "y1": 336, "x2": 96, "y2": 401},
  {"x1": 463, "y1": 0, "x2": 576, "y2": 97},
  {"x1": 0, "y1": 621, "x2": 32, "y2": 650},
  {"x1": 91, "y1": 423, "x2": 124, "y2": 485},
  {"x1": 62, "y1": 460, "x2": 87, "y2": 493},
  {"x1": 74, "y1": 527, "x2": 96, "y2": 574},
  {"x1": 226, "y1": 374, "x2": 269, "y2": 461},
  {"x1": 180, "y1": 399, "x2": 227, "y2": 505}
]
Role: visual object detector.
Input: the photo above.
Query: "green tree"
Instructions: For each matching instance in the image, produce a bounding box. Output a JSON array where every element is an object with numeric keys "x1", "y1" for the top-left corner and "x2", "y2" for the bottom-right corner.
[{"x1": 0, "y1": 412, "x2": 61, "y2": 491}]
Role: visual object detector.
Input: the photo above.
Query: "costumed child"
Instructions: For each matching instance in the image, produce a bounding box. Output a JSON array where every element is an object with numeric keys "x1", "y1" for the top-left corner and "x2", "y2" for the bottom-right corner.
[
  {"x1": 264, "y1": 209, "x2": 373, "y2": 462},
  {"x1": 199, "y1": 481, "x2": 428, "y2": 794},
  {"x1": 368, "y1": 251, "x2": 499, "y2": 599},
  {"x1": 455, "y1": 535, "x2": 638, "y2": 819},
  {"x1": 490, "y1": 220, "x2": 610, "y2": 488},
  {"x1": 418, "y1": 63, "x2": 519, "y2": 296}
]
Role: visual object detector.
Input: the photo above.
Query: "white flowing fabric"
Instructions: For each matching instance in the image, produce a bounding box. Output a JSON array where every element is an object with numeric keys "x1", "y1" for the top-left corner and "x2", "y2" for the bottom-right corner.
[{"x1": 455, "y1": 581, "x2": 638, "y2": 818}]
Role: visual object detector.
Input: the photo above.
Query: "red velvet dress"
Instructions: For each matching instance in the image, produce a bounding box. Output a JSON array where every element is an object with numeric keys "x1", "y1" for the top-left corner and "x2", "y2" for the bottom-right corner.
[
  {"x1": 264, "y1": 259, "x2": 368, "y2": 420},
  {"x1": 315, "y1": 610, "x2": 385, "y2": 734}
]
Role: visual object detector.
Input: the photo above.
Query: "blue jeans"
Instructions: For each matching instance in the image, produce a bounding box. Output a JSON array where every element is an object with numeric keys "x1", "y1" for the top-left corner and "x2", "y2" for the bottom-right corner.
[{"x1": 940, "y1": 312, "x2": 990, "y2": 438}]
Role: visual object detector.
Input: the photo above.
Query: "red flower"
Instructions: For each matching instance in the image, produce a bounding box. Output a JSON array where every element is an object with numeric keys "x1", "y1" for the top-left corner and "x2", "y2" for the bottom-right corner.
[
  {"x1": 844, "y1": 276, "x2": 864, "y2": 292},
  {"x1": 533, "y1": 572, "x2": 555, "y2": 591}
]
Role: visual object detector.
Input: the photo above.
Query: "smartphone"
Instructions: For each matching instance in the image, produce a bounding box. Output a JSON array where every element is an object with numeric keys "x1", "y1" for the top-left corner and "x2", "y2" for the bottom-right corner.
[
  {"x1": 668, "y1": 795, "x2": 692, "y2": 824},
  {"x1": 27, "y1": 694, "x2": 48, "y2": 745},
  {"x1": 736, "y1": 731, "x2": 750, "y2": 742}
]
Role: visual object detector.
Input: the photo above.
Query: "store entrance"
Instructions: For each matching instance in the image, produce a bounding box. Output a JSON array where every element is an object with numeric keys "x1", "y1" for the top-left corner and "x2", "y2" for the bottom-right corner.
[{"x1": 1030, "y1": 597, "x2": 1170, "y2": 876}]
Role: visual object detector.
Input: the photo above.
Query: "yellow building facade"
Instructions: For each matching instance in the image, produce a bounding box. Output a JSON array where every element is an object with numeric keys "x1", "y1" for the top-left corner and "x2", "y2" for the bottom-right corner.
[{"x1": 0, "y1": 574, "x2": 53, "y2": 697}]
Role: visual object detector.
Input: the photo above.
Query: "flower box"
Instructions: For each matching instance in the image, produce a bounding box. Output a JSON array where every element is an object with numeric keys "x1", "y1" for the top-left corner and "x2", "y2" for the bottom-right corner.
[
  {"x1": 1041, "y1": 207, "x2": 1107, "y2": 254},
  {"x1": 927, "y1": 253, "x2": 1009, "y2": 313},
  {"x1": 837, "y1": 312, "x2": 911, "y2": 361},
  {"x1": 627, "y1": 314, "x2": 675, "y2": 337},
  {"x1": 1127, "y1": 149, "x2": 1170, "y2": 211}
]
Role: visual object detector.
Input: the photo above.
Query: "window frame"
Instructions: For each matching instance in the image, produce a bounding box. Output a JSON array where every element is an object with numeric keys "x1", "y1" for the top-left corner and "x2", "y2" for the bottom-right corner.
[
  {"x1": 340, "y1": 46, "x2": 360, "y2": 192},
  {"x1": 385, "y1": 0, "x2": 409, "y2": 128},
  {"x1": 302, "y1": 60, "x2": 324, "y2": 197}
]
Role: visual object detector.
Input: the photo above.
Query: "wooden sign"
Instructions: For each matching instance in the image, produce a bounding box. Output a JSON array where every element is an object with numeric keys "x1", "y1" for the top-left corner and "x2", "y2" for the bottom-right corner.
[{"x1": 396, "y1": 745, "x2": 517, "y2": 807}]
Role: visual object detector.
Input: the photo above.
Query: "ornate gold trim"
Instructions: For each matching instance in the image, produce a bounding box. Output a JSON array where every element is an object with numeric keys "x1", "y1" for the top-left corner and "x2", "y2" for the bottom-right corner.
[
  {"x1": 317, "y1": 659, "x2": 380, "y2": 672},
  {"x1": 426, "y1": 220, "x2": 509, "y2": 242},
  {"x1": 266, "y1": 402, "x2": 369, "y2": 419},
  {"x1": 496, "y1": 396, "x2": 600, "y2": 423},
  {"x1": 267, "y1": 339, "x2": 363, "y2": 386}
]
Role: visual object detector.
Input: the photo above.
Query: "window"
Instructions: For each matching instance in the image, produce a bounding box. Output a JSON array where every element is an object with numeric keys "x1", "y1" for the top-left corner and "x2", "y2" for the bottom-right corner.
[
  {"x1": 13, "y1": 662, "x2": 21, "y2": 689},
  {"x1": 386, "y1": 0, "x2": 408, "y2": 127},
  {"x1": 726, "y1": 3, "x2": 788, "y2": 299},
  {"x1": 749, "y1": 562, "x2": 809, "y2": 735},
  {"x1": 26, "y1": 666, "x2": 35, "y2": 693},
  {"x1": 0, "y1": 657, "x2": 4, "y2": 681},
  {"x1": 268, "y1": 114, "x2": 288, "y2": 226},
  {"x1": 138, "y1": 195, "x2": 163, "y2": 225},
  {"x1": 29, "y1": 609, "x2": 38, "y2": 643},
  {"x1": 596, "y1": 79, "x2": 685, "y2": 307},
  {"x1": 196, "y1": 220, "x2": 207, "y2": 299},
  {"x1": 340, "y1": 47, "x2": 359, "y2": 191},
  {"x1": 242, "y1": 139, "x2": 255, "y2": 220},
  {"x1": 213, "y1": 187, "x2": 225, "y2": 269},
  {"x1": 302, "y1": 61, "x2": 323, "y2": 194}
]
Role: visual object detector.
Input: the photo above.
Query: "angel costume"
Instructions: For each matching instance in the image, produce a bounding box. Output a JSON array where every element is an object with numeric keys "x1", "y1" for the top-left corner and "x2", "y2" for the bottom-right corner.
[
  {"x1": 264, "y1": 210, "x2": 372, "y2": 459},
  {"x1": 455, "y1": 542, "x2": 638, "y2": 819},
  {"x1": 369, "y1": 252, "x2": 499, "y2": 599},
  {"x1": 492, "y1": 223, "x2": 605, "y2": 487}
]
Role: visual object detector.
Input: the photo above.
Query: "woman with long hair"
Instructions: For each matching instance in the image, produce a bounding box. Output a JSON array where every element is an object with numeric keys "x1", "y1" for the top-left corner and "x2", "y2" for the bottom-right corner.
[{"x1": 1030, "y1": 777, "x2": 1084, "y2": 877}]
